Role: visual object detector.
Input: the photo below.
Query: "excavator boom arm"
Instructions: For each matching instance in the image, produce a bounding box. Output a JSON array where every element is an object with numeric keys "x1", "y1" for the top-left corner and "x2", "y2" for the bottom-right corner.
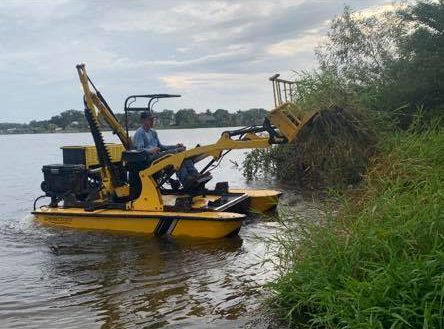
[
  {"x1": 76, "y1": 64, "x2": 132, "y2": 150},
  {"x1": 141, "y1": 105, "x2": 316, "y2": 179},
  {"x1": 132, "y1": 105, "x2": 317, "y2": 211}
]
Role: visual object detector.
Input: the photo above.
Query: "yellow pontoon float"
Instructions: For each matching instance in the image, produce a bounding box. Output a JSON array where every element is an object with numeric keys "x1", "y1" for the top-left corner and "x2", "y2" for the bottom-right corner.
[{"x1": 32, "y1": 66, "x2": 316, "y2": 239}]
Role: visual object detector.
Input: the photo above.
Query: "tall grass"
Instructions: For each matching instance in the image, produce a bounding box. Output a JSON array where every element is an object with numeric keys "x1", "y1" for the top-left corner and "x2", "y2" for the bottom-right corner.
[
  {"x1": 268, "y1": 122, "x2": 444, "y2": 328},
  {"x1": 243, "y1": 105, "x2": 376, "y2": 188},
  {"x1": 243, "y1": 70, "x2": 379, "y2": 188}
]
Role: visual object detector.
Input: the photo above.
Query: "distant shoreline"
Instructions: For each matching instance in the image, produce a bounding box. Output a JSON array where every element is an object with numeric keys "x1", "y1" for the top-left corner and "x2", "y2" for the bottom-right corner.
[
  {"x1": 0, "y1": 109, "x2": 268, "y2": 136},
  {"x1": 0, "y1": 124, "x2": 244, "y2": 136}
]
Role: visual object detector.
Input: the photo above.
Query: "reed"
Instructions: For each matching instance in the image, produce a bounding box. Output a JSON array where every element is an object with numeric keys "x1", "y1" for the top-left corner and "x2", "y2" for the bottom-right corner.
[
  {"x1": 267, "y1": 121, "x2": 444, "y2": 328},
  {"x1": 243, "y1": 104, "x2": 376, "y2": 189},
  {"x1": 244, "y1": 70, "x2": 378, "y2": 189}
]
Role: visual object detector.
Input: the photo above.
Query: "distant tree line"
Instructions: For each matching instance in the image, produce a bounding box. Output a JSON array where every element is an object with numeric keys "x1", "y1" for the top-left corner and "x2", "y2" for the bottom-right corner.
[{"x1": 0, "y1": 108, "x2": 268, "y2": 134}]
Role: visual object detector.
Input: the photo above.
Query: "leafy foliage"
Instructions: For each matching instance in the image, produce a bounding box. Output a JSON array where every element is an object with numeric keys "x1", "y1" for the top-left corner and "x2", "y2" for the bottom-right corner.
[
  {"x1": 316, "y1": 1, "x2": 444, "y2": 126},
  {"x1": 244, "y1": 70, "x2": 377, "y2": 189},
  {"x1": 382, "y1": 0, "x2": 444, "y2": 126},
  {"x1": 243, "y1": 0, "x2": 444, "y2": 188},
  {"x1": 316, "y1": 6, "x2": 403, "y2": 86},
  {"x1": 262, "y1": 2, "x2": 444, "y2": 328},
  {"x1": 268, "y1": 122, "x2": 444, "y2": 328},
  {"x1": 244, "y1": 105, "x2": 376, "y2": 189}
]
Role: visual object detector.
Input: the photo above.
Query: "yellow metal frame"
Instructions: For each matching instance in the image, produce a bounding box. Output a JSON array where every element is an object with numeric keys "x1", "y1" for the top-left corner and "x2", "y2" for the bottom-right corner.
[
  {"x1": 33, "y1": 207, "x2": 244, "y2": 238},
  {"x1": 76, "y1": 64, "x2": 131, "y2": 150},
  {"x1": 132, "y1": 107, "x2": 317, "y2": 211},
  {"x1": 61, "y1": 144, "x2": 125, "y2": 168},
  {"x1": 76, "y1": 64, "x2": 133, "y2": 199},
  {"x1": 132, "y1": 132, "x2": 270, "y2": 211},
  {"x1": 269, "y1": 102, "x2": 316, "y2": 143},
  {"x1": 75, "y1": 64, "x2": 318, "y2": 213}
]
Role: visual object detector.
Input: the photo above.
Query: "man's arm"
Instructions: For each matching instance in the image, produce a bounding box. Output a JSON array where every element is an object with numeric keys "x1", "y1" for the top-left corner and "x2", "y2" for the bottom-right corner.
[
  {"x1": 133, "y1": 129, "x2": 146, "y2": 150},
  {"x1": 134, "y1": 129, "x2": 160, "y2": 154},
  {"x1": 153, "y1": 130, "x2": 178, "y2": 151}
]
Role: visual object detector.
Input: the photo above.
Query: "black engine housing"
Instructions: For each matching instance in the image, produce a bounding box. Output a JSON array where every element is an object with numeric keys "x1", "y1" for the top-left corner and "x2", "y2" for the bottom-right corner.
[{"x1": 41, "y1": 164, "x2": 90, "y2": 206}]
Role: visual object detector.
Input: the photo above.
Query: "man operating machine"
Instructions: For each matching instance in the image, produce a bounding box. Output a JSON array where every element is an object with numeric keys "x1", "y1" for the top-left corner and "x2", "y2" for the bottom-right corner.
[{"x1": 133, "y1": 111, "x2": 207, "y2": 189}]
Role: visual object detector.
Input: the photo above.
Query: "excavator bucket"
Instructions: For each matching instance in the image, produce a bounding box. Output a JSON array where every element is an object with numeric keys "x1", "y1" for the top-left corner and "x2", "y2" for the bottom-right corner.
[{"x1": 268, "y1": 102, "x2": 317, "y2": 143}]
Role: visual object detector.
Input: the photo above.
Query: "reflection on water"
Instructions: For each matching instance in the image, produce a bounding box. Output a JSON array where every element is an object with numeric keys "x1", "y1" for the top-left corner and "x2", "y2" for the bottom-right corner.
[
  {"x1": 1, "y1": 217, "x2": 278, "y2": 329},
  {"x1": 0, "y1": 128, "x2": 302, "y2": 328}
]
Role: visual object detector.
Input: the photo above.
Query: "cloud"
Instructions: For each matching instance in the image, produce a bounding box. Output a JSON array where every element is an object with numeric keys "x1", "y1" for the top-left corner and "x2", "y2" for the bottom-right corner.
[
  {"x1": 161, "y1": 72, "x2": 267, "y2": 90},
  {"x1": 0, "y1": 0, "x2": 394, "y2": 122},
  {"x1": 267, "y1": 33, "x2": 327, "y2": 57},
  {"x1": 158, "y1": 72, "x2": 274, "y2": 114},
  {"x1": 353, "y1": 2, "x2": 406, "y2": 19},
  {"x1": 98, "y1": 0, "x2": 305, "y2": 34}
]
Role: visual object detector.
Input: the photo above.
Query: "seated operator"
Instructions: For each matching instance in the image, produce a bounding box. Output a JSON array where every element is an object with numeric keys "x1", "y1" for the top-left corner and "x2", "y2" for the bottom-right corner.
[{"x1": 133, "y1": 111, "x2": 203, "y2": 187}]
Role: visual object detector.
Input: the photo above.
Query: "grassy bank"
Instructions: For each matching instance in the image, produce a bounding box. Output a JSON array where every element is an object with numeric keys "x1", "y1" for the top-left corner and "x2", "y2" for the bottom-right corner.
[{"x1": 268, "y1": 123, "x2": 444, "y2": 328}]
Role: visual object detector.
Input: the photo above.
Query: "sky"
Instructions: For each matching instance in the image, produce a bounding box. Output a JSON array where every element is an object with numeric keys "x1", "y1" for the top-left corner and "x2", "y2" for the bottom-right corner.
[{"x1": 0, "y1": 0, "x2": 394, "y2": 123}]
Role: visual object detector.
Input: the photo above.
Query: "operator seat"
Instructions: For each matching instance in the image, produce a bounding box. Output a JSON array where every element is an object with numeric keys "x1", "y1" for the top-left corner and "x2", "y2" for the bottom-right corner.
[{"x1": 121, "y1": 150, "x2": 151, "y2": 200}]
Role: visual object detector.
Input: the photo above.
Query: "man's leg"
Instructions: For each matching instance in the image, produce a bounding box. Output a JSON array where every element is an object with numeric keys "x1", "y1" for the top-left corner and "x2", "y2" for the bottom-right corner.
[
  {"x1": 148, "y1": 151, "x2": 200, "y2": 186},
  {"x1": 149, "y1": 149, "x2": 176, "y2": 161},
  {"x1": 146, "y1": 150, "x2": 180, "y2": 182},
  {"x1": 183, "y1": 159, "x2": 199, "y2": 175},
  {"x1": 176, "y1": 166, "x2": 189, "y2": 185},
  {"x1": 176, "y1": 159, "x2": 199, "y2": 185}
]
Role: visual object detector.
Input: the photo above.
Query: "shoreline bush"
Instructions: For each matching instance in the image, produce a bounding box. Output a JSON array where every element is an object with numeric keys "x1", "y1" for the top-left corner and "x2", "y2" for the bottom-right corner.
[
  {"x1": 243, "y1": 0, "x2": 443, "y2": 189},
  {"x1": 268, "y1": 122, "x2": 443, "y2": 328},
  {"x1": 243, "y1": 104, "x2": 377, "y2": 189},
  {"x1": 259, "y1": 2, "x2": 444, "y2": 327}
]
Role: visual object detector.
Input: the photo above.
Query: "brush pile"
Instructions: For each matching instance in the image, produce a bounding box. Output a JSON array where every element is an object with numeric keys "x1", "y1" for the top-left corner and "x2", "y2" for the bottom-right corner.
[{"x1": 243, "y1": 104, "x2": 377, "y2": 189}]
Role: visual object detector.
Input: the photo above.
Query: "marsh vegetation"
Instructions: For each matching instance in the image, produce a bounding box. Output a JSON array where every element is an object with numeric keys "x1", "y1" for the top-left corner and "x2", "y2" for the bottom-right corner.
[{"x1": 244, "y1": 1, "x2": 444, "y2": 327}]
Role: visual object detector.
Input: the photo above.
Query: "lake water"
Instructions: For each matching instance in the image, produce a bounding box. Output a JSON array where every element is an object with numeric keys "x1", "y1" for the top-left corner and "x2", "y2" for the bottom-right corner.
[{"x1": 0, "y1": 127, "x2": 307, "y2": 328}]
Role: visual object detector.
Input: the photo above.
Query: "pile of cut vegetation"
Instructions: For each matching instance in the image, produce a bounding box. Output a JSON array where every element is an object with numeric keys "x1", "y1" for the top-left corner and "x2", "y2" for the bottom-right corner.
[{"x1": 243, "y1": 104, "x2": 377, "y2": 189}]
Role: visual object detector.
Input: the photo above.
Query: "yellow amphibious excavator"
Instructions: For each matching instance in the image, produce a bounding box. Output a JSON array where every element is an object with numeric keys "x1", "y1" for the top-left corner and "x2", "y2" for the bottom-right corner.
[{"x1": 32, "y1": 65, "x2": 317, "y2": 239}]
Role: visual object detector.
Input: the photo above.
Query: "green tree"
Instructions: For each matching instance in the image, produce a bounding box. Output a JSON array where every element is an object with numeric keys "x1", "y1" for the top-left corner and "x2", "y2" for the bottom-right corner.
[
  {"x1": 156, "y1": 109, "x2": 174, "y2": 127},
  {"x1": 213, "y1": 109, "x2": 232, "y2": 126},
  {"x1": 316, "y1": 6, "x2": 403, "y2": 86},
  {"x1": 315, "y1": 1, "x2": 444, "y2": 127},
  {"x1": 383, "y1": 0, "x2": 444, "y2": 125},
  {"x1": 175, "y1": 109, "x2": 198, "y2": 126},
  {"x1": 49, "y1": 109, "x2": 86, "y2": 129},
  {"x1": 240, "y1": 108, "x2": 268, "y2": 125}
]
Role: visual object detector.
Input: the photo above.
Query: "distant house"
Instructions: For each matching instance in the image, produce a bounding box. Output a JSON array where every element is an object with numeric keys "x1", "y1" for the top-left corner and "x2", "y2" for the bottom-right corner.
[
  {"x1": 66, "y1": 121, "x2": 80, "y2": 130},
  {"x1": 155, "y1": 110, "x2": 176, "y2": 127},
  {"x1": 197, "y1": 113, "x2": 216, "y2": 124},
  {"x1": 31, "y1": 127, "x2": 45, "y2": 133},
  {"x1": 164, "y1": 118, "x2": 176, "y2": 126}
]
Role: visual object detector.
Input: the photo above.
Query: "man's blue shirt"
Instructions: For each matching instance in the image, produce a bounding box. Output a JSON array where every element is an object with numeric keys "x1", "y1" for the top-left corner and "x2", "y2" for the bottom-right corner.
[
  {"x1": 133, "y1": 127, "x2": 175, "y2": 152},
  {"x1": 132, "y1": 126, "x2": 198, "y2": 184}
]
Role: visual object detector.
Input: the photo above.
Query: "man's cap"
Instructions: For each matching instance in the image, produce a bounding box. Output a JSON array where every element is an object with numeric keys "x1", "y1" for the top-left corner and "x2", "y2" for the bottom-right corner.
[{"x1": 140, "y1": 111, "x2": 156, "y2": 120}]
